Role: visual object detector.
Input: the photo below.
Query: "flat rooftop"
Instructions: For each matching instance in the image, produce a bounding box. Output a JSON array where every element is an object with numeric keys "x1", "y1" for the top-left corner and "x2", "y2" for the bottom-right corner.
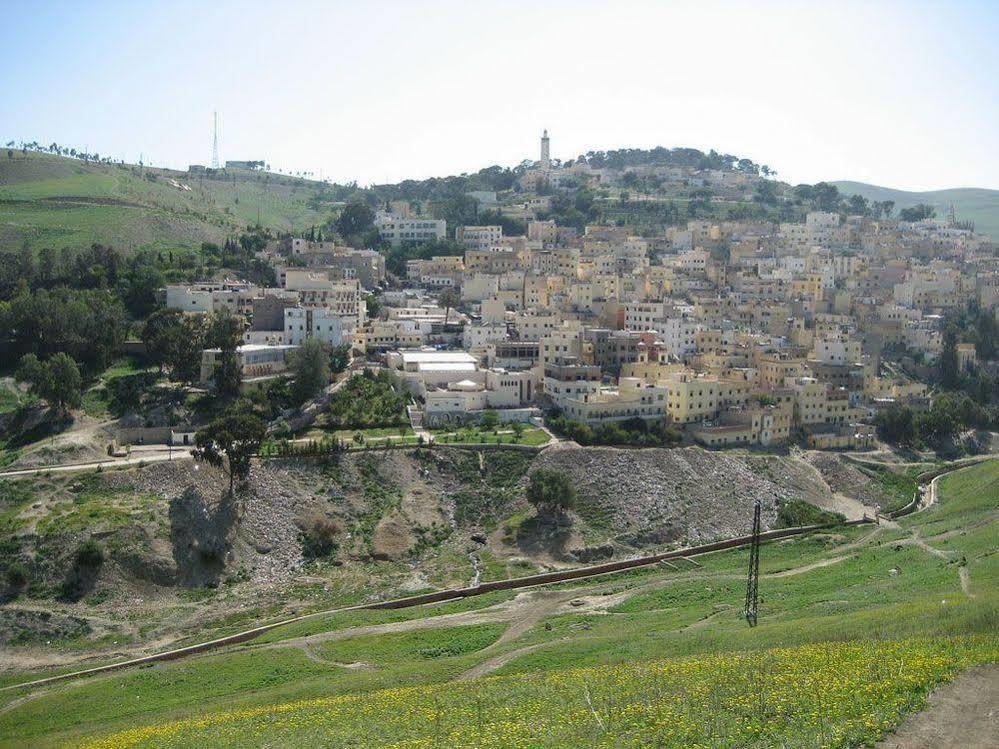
[{"x1": 397, "y1": 349, "x2": 478, "y2": 364}]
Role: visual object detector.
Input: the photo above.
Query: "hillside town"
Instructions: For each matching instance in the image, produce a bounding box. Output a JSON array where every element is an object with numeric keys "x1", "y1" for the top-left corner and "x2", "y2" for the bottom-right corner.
[
  {"x1": 5, "y1": 2, "x2": 999, "y2": 746},
  {"x1": 158, "y1": 131, "x2": 998, "y2": 454}
]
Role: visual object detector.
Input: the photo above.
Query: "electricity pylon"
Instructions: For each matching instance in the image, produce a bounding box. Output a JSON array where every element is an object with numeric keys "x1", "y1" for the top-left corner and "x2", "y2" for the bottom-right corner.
[{"x1": 745, "y1": 499, "x2": 761, "y2": 627}]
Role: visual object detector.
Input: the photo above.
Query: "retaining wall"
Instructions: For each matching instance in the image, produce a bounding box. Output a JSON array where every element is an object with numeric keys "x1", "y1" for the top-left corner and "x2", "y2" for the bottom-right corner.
[{"x1": 3, "y1": 516, "x2": 871, "y2": 691}]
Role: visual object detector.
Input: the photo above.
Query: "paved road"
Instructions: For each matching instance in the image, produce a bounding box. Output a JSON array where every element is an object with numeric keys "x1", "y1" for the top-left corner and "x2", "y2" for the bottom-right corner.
[{"x1": 0, "y1": 448, "x2": 194, "y2": 478}]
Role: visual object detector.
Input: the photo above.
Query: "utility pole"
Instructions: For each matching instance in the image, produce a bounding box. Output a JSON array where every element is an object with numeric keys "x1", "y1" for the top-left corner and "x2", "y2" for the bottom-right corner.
[{"x1": 745, "y1": 499, "x2": 761, "y2": 627}]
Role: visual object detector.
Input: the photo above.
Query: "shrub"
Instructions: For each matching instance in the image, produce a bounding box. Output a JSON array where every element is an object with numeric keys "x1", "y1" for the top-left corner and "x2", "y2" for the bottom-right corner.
[
  {"x1": 299, "y1": 512, "x2": 343, "y2": 559},
  {"x1": 328, "y1": 370, "x2": 408, "y2": 429},
  {"x1": 777, "y1": 499, "x2": 843, "y2": 528},
  {"x1": 6, "y1": 561, "x2": 28, "y2": 589},
  {"x1": 76, "y1": 538, "x2": 105, "y2": 568},
  {"x1": 526, "y1": 469, "x2": 576, "y2": 518}
]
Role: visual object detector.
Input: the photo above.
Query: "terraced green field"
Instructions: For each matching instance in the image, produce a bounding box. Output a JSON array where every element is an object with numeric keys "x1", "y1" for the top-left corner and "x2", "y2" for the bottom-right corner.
[{"x1": 1, "y1": 458, "x2": 995, "y2": 748}]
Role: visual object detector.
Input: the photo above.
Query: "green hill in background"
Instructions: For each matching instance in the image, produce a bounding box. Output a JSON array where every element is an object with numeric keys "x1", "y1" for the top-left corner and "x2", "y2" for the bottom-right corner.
[
  {"x1": 833, "y1": 181, "x2": 999, "y2": 241},
  {"x1": 0, "y1": 152, "x2": 331, "y2": 254},
  {"x1": 4, "y1": 152, "x2": 997, "y2": 256}
]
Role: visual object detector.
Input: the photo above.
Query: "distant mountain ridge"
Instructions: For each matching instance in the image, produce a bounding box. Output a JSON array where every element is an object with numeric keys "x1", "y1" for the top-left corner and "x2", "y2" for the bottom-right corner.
[{"x1": 832, "y1": 181, "x2": 999, "y2": 241}]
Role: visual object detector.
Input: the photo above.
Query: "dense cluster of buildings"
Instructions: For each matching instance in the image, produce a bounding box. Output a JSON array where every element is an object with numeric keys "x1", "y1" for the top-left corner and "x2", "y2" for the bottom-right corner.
[
  {"x1": 165, "y1": 239, "x2": 381, "y2": 385},
  {"x1": 374, "y1": 136, "x2": 996, "y2": 447},
  {"x1": 166, "y1": 132, "x2": 997, "y2": 449}
]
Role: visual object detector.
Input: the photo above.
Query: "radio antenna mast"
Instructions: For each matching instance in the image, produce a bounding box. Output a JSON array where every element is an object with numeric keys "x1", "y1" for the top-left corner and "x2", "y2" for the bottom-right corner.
[{"x1": 211, "y1": 111, "x2": 221, "y2": 169}]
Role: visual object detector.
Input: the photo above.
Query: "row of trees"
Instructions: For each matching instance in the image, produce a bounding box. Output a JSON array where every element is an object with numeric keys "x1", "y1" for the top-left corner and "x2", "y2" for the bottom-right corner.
[
  {"x1": 547, "y1": 414, "x2": 683, "y2": 447},
  {"x1": 574, "y1": 147, "x2": 771, "y2": 176},
  {"x1": 875, "y1": 392, "x2": 998, "y2": 447},
  {"x1": 0, "y1": 243, "x2": 167, "y2": 317},
  {"x1": 1, "y1": 287, "x2": 128, "y2": 374},
  {"x1": 5, "y1": 140, "x2": 121, "y2": 166}
]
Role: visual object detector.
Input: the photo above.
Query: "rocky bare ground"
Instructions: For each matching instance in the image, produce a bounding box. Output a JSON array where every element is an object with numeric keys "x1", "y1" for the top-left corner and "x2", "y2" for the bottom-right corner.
[
  {"x1": 535, "y1": 446, "x2": 792, "y2": 545},
  {"x1": 0, "y1": 445, "x2": 892, "y2": 668},
  {"x1": 804, "y1": 451, "x2": 895, "y2": 511}
]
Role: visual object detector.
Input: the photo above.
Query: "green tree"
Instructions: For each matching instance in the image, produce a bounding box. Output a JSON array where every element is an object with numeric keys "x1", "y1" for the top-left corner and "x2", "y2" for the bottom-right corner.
[
  {"x1": 365, "y1": 293, "x2": 382, "y2": 318},
  {"x1": 48, "y1": 353, "x2": 83, "y2": 412},
  {"x1": 335, "y1": 202, "x2": 375, "y2": 239},
  {"x1": 121, "y1": 263, "x2": 165, "y2": 318},
  {"x1": 16, "y1": 352, "x2": 82, "y2": 414},
  {"x1": 194, "y1": 411, "x2": 266, "y2": 495},
  {"x1": 939, "y1": 326, "x2": 960, "y2": 390},
  {"x1": 17, "y1": 242, "x2": 34, "y2": 285},
  {"x1": 810, "y1": 182, "x2": 842, "y2": 212},
  {"x1": 899, "y1": 204, "x2": 935, "y2": 222},
  {"x1": 329, "y1": 344, "x2": 350, "y2": 375},
  {"x1": 15, "y1": 353, "x2": 46, "y2": 392},
  {"x1": 847, "y1": 194, "x2": 870, "y2": 216},
  {"x1": 171, "y1": 315, "x2": 209, "y2": 383},
  {"x1": 526, "y1": 469, "x2": 576, "y2": 519},
  {"x1": 37, "y1": 247, "x2": 57, "y2": 286},
  {"x1": 291, "y1": 338, "x2": 331, "y2": 404},
  {"x1": 209, "y1": 310, "x2": 243, "y2": 397},
  {"x1": 874, "y1": 403, "x2": 918, "y2": 446},
  {"x1": 439, "y1": 287, "x2": 460, "y2": 325},
  {"x1": 479, "y1": 409, "x2": 499, "y2": 431},
  {"x1": 141, "y1": 308, "x2": 184, "y2": 374}
]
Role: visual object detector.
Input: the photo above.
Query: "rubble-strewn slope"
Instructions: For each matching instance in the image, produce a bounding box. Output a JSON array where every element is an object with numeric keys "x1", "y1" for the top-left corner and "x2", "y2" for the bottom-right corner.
[
  {"x1": 0, "y1": 445, "x2": 896, "y2": 665},
  {"x1": 534, "y1": 446, "x2": 806, "y2": 545}
]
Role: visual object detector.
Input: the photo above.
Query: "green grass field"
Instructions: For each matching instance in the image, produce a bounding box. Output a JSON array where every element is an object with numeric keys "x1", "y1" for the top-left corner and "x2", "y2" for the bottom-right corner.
[
  {"x1": 0, "y1": 152, "x2": 331, "y2": 254},
  {"x1": 0, "y1": 458, "x2": 996, "y2": 747},
  {"x1": 79, "y1": 638, "x2": 996, "y2": 749}
]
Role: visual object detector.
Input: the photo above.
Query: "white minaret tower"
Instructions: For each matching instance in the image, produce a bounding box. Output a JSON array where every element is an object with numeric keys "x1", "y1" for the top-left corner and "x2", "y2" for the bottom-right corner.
[{"x1": 540, "y1": 129, "x2": 550, "y2": 170}]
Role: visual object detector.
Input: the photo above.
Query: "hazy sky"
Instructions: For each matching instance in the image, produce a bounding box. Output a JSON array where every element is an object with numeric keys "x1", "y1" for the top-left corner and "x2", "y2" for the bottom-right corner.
[{"x1": 3, "y1": 0, "x2": 998, "y2": 190}]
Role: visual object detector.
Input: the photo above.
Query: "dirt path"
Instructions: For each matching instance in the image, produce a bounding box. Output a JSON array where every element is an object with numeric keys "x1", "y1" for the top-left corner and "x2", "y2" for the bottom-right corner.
[
  {"x1": 901, "y1": 530, "x2": 950, "y2": 560},
  {"x1": 492, "y1": 591, "x2": 572, "y2": 647},
  {"x1": 959, "y1": 567, "x2": 975, "y2": 599},
  {"x1": 770, "y1": 554, "x2": 851, "y2": 578},
  {"x1": 795, "y1": 456, "x2": 875, "y2": 521},
  {"x1": 834, "y1": 524, "x2": 886, "y2": 553},
  {"x1": 457, "y1": 642, "x2": 553, "y2": 681},
  {"x1": 255, "y1": 589, "x2": 577, "y2": 660},
  {"x1": 875, "y1": 666, "x2": 998, "y2": 749},
  {"x1": 0, "y1": 449, "x2": 194, "y2": 478}
]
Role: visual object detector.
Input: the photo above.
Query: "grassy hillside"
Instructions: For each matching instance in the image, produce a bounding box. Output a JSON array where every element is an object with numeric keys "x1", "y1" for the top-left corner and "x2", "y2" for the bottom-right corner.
[
  {"x1": 0, "y1": 152, "x2": 332, "y2": 254},
  {"x1": 833, "y1": 180, "x2": 999, "y2": 241},
  {"x1": 1, "y1": 458, "x2": 995, "y2": 748}
]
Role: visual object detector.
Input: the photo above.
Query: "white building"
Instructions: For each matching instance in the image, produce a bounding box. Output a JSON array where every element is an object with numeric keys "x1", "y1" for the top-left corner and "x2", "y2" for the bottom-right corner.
[
  {"x1": 284, "y1": 307, "x2": 351, "y2": 346},
  {"x1": 199, "y1": 344, "x2": 296, "y2": 385},
  {"x1": 623, "y1": 302, "x2": 670, "y2": 332},
  {"x1": 811, "y1": 334, "x2": 862, "y2": 366},
  {"x1": 659, "y1": 318, "x2": 700, "y2": 360},
  {"x1": 455, "y1": 225, "x2": 503, "y2": 251},
  {"x1": 375, "y1": 213, "x2": 446, "y2": 246}
]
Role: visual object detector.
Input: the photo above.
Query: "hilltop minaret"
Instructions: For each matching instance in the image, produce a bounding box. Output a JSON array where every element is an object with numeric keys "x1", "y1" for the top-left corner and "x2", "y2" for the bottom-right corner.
[{"x1": 540, "y1": 129, "x2": 550, "y2": 170}]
